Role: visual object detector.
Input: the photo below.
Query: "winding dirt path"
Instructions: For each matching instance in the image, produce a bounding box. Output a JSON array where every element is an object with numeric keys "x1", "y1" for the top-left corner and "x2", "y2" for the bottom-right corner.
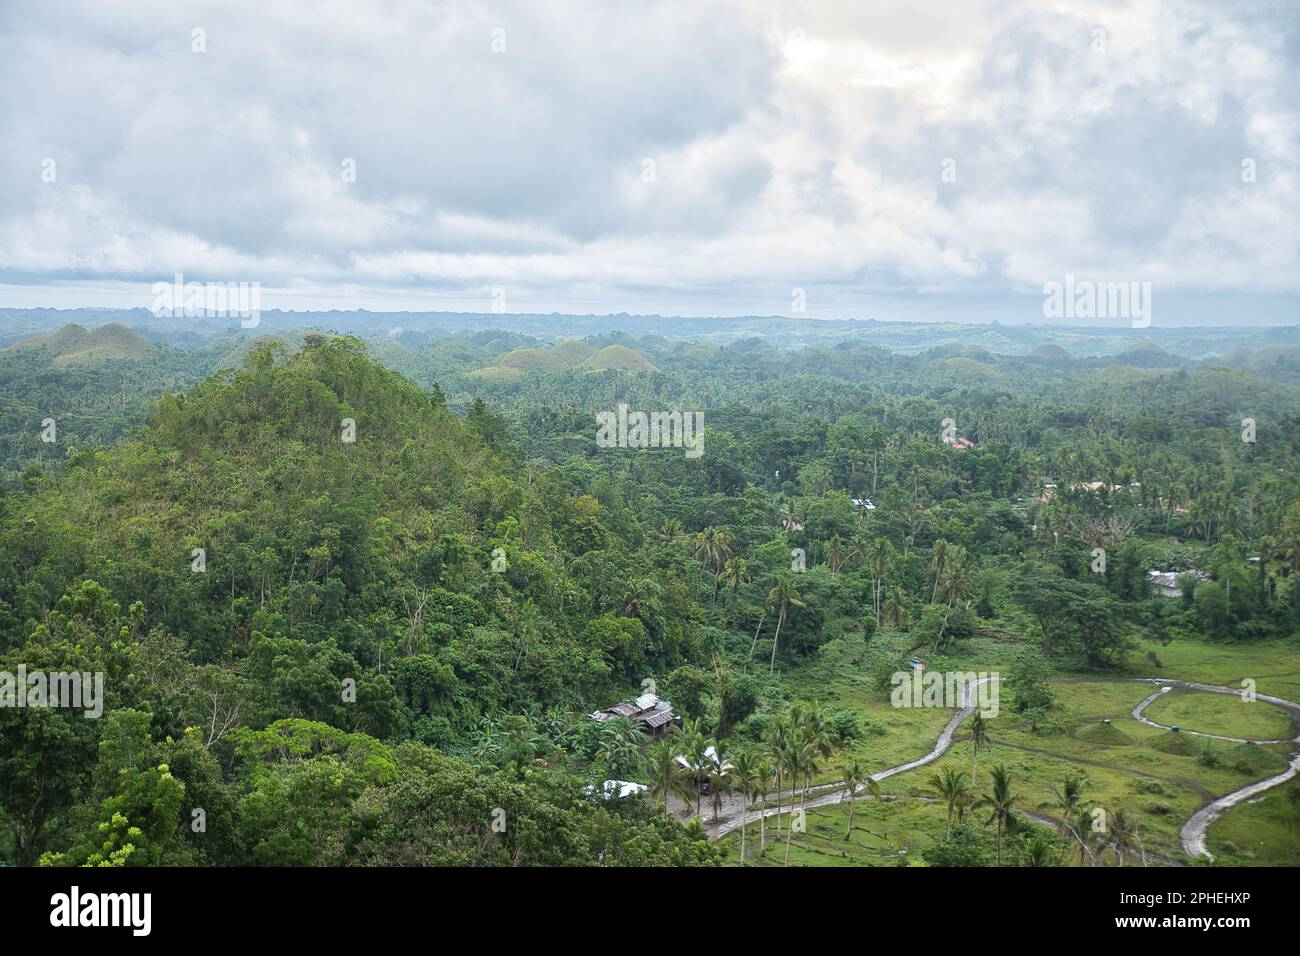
[{"x1": 703, "y1": 676, "x2": 1300, "y2": 862}]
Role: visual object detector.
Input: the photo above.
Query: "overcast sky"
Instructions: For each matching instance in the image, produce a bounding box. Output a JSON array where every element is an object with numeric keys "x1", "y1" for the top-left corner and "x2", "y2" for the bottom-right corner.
[{"x1": 1, "y1": 0, "x2": 1297, "y2": 325}]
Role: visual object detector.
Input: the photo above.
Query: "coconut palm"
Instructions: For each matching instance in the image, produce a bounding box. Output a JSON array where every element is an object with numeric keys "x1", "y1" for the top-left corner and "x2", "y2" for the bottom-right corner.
[
  {"x1": 656, "y1": 518, "x2": 685, "y2": 548},
  {"x1": 929, "y1": 538, "x2": 952, "y2": 603},
  {"x1": 781, "y1": 740, "x2": 810, "y2": 866},
  {"x1": 1070, "y1": 806, "x2": 1101, "y2": 866},
  {"x1": 703, "y1": 740, "x2": 734, "y2": 821},
  {"x1": 1041, "y1": 772, "x2": 1089, "y2": 839},
  {"x1": 642, "y1": 737, "x2": 693, "y2": 809},
  {"x1": 708, "y1": 528, "x2": 735, "y2": 601},
  {"x1": 883, "y1": 584, "x2": 910, "y2": 629},
  {"x1": 679, "y1": 727, "x2": 712, "y2": 817},
  {"x1": 755, "y1": 758, "x2": 774, "y2": 856},
  {"x1": 869, "y1": 537, "x2": 894, "y2": 625},
  {"x1": 826, "y1": 535, "x2": 846, "y2": 574},
  {"x1": 765, "y1": 715, "x2": 792, "y2": 834},
  {"x1": 839, "y1": 758, "x2": 866, "y2": 841},
  {"x1": 730, "y1": 749, "x2": 759, "y2": 862},
  {"x1": 975, "y1": 764, "x2": 1019, "y2": 865},
  {"x1": 766, "y1": 577, "x2": 806, "y2": 673},
  {"x1": 968, "y1": 711, "x2": 990, "y2": 785},
  {"x1": 928, "y1": 767, "x2": 971, "y2": 836},
  {"x1": 721, "y1": 557, "x2": 750, "y2": 602},
  {"x1": 1108, "y1": 807, "x2": 1136, "y2": 867},
  {"x1": 1022, "y1": 836, "x2": 1055, "y2": 867}
]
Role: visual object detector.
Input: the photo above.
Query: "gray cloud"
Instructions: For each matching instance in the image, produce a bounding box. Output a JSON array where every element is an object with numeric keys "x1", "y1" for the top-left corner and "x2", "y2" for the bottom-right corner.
[{"x1": 0, "y1": 0, "x2": 1296, "y2": 321}]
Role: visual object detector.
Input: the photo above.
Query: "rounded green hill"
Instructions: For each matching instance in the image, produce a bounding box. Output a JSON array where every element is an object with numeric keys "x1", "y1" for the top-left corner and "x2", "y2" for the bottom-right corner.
[{"x1": 582, "y1": 344, "x2": 659, "y2": 372}]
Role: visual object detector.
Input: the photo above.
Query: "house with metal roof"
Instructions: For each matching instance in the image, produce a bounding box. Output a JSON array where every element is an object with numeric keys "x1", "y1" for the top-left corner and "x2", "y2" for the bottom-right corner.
[{"x1": 589, "y1": 692, "x2": 678, "y2": 736}]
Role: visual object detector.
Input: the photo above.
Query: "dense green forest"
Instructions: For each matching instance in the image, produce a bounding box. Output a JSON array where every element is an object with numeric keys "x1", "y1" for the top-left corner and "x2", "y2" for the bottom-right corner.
[{"x1": 2, "y1": 323, "x2": 1299, "y2": 867}]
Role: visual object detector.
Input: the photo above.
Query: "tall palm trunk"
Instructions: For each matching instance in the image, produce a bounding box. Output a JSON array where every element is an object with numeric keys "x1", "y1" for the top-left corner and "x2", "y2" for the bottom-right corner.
[
  {"x1": 773, "y1": 770, "x2": 782, "y2": 834},
  {"x1": 769, "y1": 604, "x2": 787, "y2": 673},
  {"x1": 739, "y1": 801, "x2": 747, "y2": 863},
  {"x1": 749, "y1": 609, "x2": 765, "y2": 660}
]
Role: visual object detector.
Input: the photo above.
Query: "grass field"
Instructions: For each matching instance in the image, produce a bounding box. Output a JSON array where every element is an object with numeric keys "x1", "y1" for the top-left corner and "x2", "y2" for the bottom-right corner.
[
  {"x1": 1206, "y1": 782, "x2": 1300, "y2": 866},
  {"x1": 1142, "y1": 687, "x2": 1294, "y2": 741},
  {"x1": 719, "y1": 797, "x2": 953, "y2": 867},
  {"x1": 729, "y1": 632, "x2": 1300, "y2": 866}
]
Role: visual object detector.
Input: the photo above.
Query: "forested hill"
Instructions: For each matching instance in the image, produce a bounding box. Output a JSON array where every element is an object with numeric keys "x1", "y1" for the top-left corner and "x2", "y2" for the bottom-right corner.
[
  {"x1": 4, "y1": 330, "x2": 1300, "y2": 868},
  {"x1": 0, "y1": 337, "x2": 718, "y2": 866}
]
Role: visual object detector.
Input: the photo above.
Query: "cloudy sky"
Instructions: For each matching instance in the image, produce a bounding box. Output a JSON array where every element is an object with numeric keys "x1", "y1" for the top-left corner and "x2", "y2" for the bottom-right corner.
[{"x1": 1, "y1": 0, "x2": 1297, "y2": 324}]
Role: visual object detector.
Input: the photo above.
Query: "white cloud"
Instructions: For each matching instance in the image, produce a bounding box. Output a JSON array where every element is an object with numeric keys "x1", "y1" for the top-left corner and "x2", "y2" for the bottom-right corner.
[{"x1": 0, "y1": 0, "x2": 1296, "y2": 320}]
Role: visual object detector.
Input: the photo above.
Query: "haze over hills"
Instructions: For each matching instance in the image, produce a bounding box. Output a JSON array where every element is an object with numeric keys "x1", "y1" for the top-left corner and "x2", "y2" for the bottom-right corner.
[{"x1": 3, "y1": 308, "x2": 1299, "y2": 363}]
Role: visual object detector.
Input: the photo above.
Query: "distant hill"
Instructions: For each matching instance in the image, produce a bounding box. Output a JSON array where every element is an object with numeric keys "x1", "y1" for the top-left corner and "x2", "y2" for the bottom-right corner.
[
  {"x1": 497, "y1": 347, "x2": 568, "y2": 372},
  {"x1": 926, "y1": 356, "x2": 1002, "y2": 381},
  {"x1": 2, "y1": 322, "x2": 155, "y2": 366},
  {"x1": 467, "y1": 365, "x2": 525, "y2": 381},
  {"x1": 684, "y1": 341, "x2": 721, "y2": 358},
  {"x1": 581, "y1": 344, "x2": 659, "y2": 372},
  {"x1": 1103, "y1": 340, "x2": 1183, "y2": 368},
  {"x1": 1028, "y1": 343, "x2": 1072, "y2": 360},
  {"x1": 551, "y1": 339, "x2": 597, "y2": 367},
  {"x1": 4, "y1": 323, "x2": 89, "y2": 353}
]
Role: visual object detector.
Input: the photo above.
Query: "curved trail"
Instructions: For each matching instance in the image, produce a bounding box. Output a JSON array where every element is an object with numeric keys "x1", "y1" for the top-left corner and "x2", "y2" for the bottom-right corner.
[
  {"x1": 1125, "y1": 679, "x2": 1300, "y2": 859},
  {"x1": 709, "y1": 676, "x2": 999, "y2": 840},
  {"x1": 704, "y1": 676, "x2": 1300, "y2": 861}
]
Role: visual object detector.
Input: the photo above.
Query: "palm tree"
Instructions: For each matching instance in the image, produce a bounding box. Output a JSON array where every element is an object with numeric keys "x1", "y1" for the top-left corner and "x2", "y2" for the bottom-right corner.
[
  {"x1": 883, "y1": 584, "x2": 910, "y2": 629},
  {"x1": 692, "y1": 530, "x2": 713, "y2": 589},
  {"x1": 975, "y1": 764, "x2": 1019, "y2": 865},
  {"x1": 765, "y1": 716, "x2": 792, "y2": 835},
  {"x1": 928, "y1": 767, "x2": 971, "y2": 836},
  {"x1": 869, "y1": 538, "x2": 893, "y2": 625},
  {"x1": 642, "y1": 737, "x2": 693, "y2": 809},
  {"x1": 838, "y1": 759, "x2": 880, "y2": 841},
  {"x1": 721, "y1": 557, "x2": 750, "y2": 602},
  {"x1": 766, "y1": 577, "x2": 806, "y2": 673},
  {"x1": 782, "y1": 740, "x2": 809, "y2": 866},
  {"x1": 839, "y1": 759, "x2": 862, "y2": 841},
  {"x1": 755, "y1": 758, "x2": 774, "y2": 856},
  {"x1": 705, "y1": 741, "x2": 734, "y2": 821},
  {"x1": 656, "y1": 518, "x2": 684, "y2": 548},
  {"x1": 1070, "y1": 806, "x2": 1100, "y2": 866},
  {"x1": 827, "y1": 536, "x2": 846, "y2": 574},
  {"x1": 709, "y1": 528, "x2": 735, "y2": 602},
  {"x1": 1041, "y1": 772, "x2": 1089, "y2": 839},
  {"x1": 791, "y1": 702, "x2": 835, "y2": 783},
  {"x1": 968, "y1": 711, "x2": 990, "y2": 785},
  {"x1": 680, "y1": 727, "x2": 712, "y2": 817},
  {"x1": 941, "y1": 552, "x2": 972, "y2": 609},
  {"x1": 953, "y1": 788, "x2": 975, "y2": 826},
  {"x1": 730, "y1": 750, "x2": 759, "y2": 863},
  {"x1": 749, "y1": 588, "x2": 771, "y2": 661},
  {"x1": 929, "y1": 538, "x2": 951, "y2": 603},
  {"x1": 1022, "y1": 836, "x2": 1055, "y2": 867},
  {"x1": 1108, "y1": 808, "x2": 1135, "y2": 867}
]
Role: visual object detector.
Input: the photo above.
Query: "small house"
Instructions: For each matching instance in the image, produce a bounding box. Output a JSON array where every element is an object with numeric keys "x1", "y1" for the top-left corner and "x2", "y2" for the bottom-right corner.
[
  {"x1": 1147, "y1": 569, "x2": 1207, "y2": 598},
  {"x1": 589, "y1": 692, "x2": 678, "y2": 736}
]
